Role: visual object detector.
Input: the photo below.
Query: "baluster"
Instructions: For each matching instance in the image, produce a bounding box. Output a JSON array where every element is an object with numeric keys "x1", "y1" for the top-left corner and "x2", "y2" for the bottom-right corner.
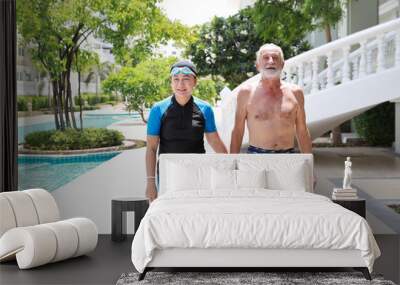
[
  {"x1": 377, "y1": 35, "x2": 385, "y2": 73},
  {"x1": 298, "y1": 62, "x2": 304, "y2": 88},
  {"x1": 352, "y1": 57, "x2": 359, "y2": 80},
  {"x1": 342, "y1": 46, "x2": 350, "y2": 83},
  {"x1": 326, "y1": 51, "x2": 334, "y2": 88},
  {"x1": 366, "y1": 48, "x2": 373, "y2": 74},
  {"x1": 359, "y1": 40, "x2": 367, "y2": 78},
  {"x1": 395, "y1": 30, "x2": 400, "y2": 67},
  {"x1": 311, "y1": 57, "x2": 319, "y2": 93}
]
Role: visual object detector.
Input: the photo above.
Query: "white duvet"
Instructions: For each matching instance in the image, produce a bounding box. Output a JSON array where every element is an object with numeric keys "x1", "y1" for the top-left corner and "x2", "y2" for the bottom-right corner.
[{"x1": 131, "y1": 190, "x2": 380, "y2": 273}]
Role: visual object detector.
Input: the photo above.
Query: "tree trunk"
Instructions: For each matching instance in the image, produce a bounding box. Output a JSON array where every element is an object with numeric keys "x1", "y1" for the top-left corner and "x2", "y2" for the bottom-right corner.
[
  {"x1": 67, "y1": 71, "x2": 77, "y2": 129},
  {"x1": 53, "y1": 79, "x2": 65, "y2": 130},
  {"x1": 57, "y1": 78, "x2": 66, "y2": 130},
  {"x1": 60, "y1": 73, "x2": 70, "y2": 128},
  {"x1": 324, "y1": 24, "x2": 332, "y2": 43},
  {"x1": 78, "y1": 71, "x2": 83, "y2": 130},
  {"x1": 138, "y1": 107, "x2": 147, "y2": 124},
  {"x1": 52, "y1": 80, "x2": 60, "y2": 130}
]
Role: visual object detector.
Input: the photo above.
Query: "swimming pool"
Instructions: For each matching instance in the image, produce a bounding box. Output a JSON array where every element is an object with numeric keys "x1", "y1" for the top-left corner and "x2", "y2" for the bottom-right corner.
[
  {"x1": 18, "y1": 152, "x2": 121, "y2": 192},
  {"x1": 18, "y1": 112, "x2": 141, "y2": 143}
]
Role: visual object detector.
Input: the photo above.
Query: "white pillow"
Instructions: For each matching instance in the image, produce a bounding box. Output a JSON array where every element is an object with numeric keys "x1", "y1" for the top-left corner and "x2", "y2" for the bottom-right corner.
[
  {"x1": 210, "y1": 168, "x2": 267, "y2": 191},
  {"x1": 165, "y1": 159, "x2": 235, "y2": 192},
  {"x1": 236, "y1": 169, "x2": 267, "y2": 189},
  {"x1": 211, "y1": 168, "x2": 236, "y2": 190},
  {"x1": 266, "y1": 162, "x2": 308, "y2": 191},
  {"x1": 238, "y1": 159, "x2": 309, "y2": 191}
]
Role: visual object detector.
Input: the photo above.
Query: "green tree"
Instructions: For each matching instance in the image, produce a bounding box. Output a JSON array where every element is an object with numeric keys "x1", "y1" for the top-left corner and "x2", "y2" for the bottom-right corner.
[
  {"x1": 252, "y1": 0, "x2": 312, "y2": 57},
  {"x1": 73, "y1": 49, "x2": 99, "y2": 130},
  {"x1": 302, "y1": 0, "x2": 344, "y2": 43},
  {"x1": 17, "y1": 0, "x2": 187, "y2": 131},
  {"x1": 102, "y1": 57, "x2": 175, "y2": 123},
  {"x1": 186, "y1": 9, "x2": 263, "y2": 88},
  {"x1": 192, "y1": 78, "x2": 219, "y2": 105},
  {"x1": 186, "y1": 4, "x2": 311, "y2": 88}
]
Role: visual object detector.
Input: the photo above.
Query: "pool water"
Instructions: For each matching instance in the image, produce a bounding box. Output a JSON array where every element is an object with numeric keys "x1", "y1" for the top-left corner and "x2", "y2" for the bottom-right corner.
[
  {"x1": 17, "y1": 112, "x2": 139, "y2": 191},
  {"x1": 18, "y1": 113, "x2": 140, "y2": 143},
  {"x1": 18, "y1": 152, "x2": 121, "y2": 192}
]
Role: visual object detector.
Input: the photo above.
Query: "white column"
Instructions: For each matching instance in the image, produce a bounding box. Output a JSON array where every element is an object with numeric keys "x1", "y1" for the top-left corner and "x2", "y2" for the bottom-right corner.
[
  {"x1": 376, "y1": 35, "x2": 385, "y2": 73},
  {"x1": 359, "y1": 40, "x2": 367, "y2": 78},
  {"x1": 311, "y1": 57, "x2": 319, "y2": 93},
  {"x1": 396, "y1": 30, "x2": 400, "y2": 67},
  {"x1": 394, "y1": 100, "x2": 400, "y2": 154},
  {"x1": 342, "y1": 46, "x2": 350, "y2": 83},
  {"x1": 298, "y1": 63, "x2": 304, "y2": 88},
  {"x1": 326, "y1": 51, "x2": 334, "y2": 88},
  {"x1": 352, "y1": 58, "x2": 359, "y2": 80}
]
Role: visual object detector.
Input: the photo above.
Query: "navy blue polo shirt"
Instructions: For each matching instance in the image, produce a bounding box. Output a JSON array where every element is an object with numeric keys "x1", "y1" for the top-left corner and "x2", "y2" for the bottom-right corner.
[{"x1": 147, "y1": 95, "x2": 217, "y2": 154}]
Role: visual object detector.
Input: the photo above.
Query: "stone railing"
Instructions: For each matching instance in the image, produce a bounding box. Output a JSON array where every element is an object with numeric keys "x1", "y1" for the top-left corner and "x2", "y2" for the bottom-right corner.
[{"x1": 283, "y1": 18, "x2": 400, "y2": 95}]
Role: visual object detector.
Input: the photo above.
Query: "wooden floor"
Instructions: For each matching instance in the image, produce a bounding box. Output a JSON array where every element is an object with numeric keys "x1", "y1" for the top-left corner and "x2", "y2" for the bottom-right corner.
[{"x1": 0, "y1": 234, "x2": 398, "y2": 285}]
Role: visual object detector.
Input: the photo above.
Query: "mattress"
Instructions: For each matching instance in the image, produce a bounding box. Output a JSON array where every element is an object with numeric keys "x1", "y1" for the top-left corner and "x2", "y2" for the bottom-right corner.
[{"x1": 131, "y1": 190, "x2": 380, "y2": 273}]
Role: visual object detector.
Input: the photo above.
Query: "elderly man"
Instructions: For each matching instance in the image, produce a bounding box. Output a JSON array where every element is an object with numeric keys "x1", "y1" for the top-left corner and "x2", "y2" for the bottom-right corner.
[
  {"x1": 145, "y1": 60, "x2": 227, "y2": 202},
  {"x1": 230, "y1": 43, "x2": 312, "y2": 154}
]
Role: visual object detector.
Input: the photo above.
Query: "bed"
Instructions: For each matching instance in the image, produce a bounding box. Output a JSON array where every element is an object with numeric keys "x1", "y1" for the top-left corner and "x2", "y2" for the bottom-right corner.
[{"x1": 131, "y1": 154, "x2": 380, "y2": 280}]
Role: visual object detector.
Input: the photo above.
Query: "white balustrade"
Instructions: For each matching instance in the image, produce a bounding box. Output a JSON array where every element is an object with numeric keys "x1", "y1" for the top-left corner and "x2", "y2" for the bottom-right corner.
[
  {"x1": 280, "y1": 18, "x2": 400, "y2": 95},
  {"x1": 366, "y1": 48, "x2": 373, "y2": 74},
  {"x1": 298, "y1": 63, "x2": 304, "y2": 88},
  {"x1": 311, "y1": 57, "x2": 319, "y2": 93},
  {"x1": 352, "y1": 57, "x2": 359, "y2": 80},
  {"x1": 377, "y1": 35, "x2": 385, "y2": 73},
  {"x1": 342, "y1": 46, "x2": 350, "y2": 83},
  {"x1": 326, "y1": 51, "x2": 334, "y2": 88},
  {"x1": 359, "y1": 40, "x2": 367, "y2": 78}
]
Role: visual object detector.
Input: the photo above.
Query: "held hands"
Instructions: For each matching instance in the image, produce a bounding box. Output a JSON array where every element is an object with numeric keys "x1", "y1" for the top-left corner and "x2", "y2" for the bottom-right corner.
[{"x1": 146, "y1": 180, "x2": 157, "y2": 203}]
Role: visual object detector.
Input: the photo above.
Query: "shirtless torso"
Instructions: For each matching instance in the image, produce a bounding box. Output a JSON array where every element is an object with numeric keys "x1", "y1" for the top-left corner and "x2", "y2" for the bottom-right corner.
[
  {"x1": 247, "y1": 81, "x2": 299, "y2": 149},
  {"x1": 230, "y1": 43, "x2": 312, "y2": 154},
  {"x1": 230, "y1": 80, "x2": 311, "y2": 153}
]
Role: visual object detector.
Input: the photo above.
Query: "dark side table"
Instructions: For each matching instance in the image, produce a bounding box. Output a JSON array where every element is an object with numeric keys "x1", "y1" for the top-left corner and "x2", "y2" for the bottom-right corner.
[
  {"x1": 332, "y1": 198, "x2": 366, "y2": 218},
  {"x1": 111, "y1": 197, "x2": 149, "y2": 242}
]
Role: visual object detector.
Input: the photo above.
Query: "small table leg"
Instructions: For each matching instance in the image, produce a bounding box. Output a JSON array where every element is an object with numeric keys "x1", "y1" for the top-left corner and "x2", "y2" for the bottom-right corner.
[{"x1": 112, "y1": 201, "x2": 125, "y2": 241}]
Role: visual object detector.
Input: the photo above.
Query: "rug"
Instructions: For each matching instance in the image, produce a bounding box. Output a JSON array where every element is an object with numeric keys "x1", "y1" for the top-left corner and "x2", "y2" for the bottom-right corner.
[{"x1": 116, "y1": 271, "x2": 396, "y2": 285}]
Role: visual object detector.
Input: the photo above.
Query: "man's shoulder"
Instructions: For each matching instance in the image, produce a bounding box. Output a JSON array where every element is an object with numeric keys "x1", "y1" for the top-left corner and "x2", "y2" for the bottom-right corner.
[
  {"x1": 236, "y1": 83, "x2": 253, "y2": 103},
  {"x1": 284, "y1": 82, "x2": 303, "y2": 94},
  {"x1": 238, "y1": 83, "x2": 253, "y2": 95}
]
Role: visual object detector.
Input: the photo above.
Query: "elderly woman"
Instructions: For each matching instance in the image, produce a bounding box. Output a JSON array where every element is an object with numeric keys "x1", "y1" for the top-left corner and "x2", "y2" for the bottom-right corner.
[{"x1": 145, "y1": 60, "x2": 227, "y2": 202}]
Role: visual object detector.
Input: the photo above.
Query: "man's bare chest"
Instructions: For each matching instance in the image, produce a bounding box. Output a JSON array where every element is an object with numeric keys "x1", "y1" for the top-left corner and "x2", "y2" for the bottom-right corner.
[{"x1": 247, "y1": 93, "x2": 297, "y2": 121}]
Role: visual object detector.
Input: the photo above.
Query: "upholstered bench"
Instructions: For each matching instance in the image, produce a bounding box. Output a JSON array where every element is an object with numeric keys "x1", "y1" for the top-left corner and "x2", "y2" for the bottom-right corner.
[{"x1": 0, "y1": 188, "x2": 98, "y2": 269}]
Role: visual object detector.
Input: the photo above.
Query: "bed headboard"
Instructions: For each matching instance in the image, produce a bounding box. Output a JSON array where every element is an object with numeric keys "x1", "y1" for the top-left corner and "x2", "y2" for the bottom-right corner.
[{"x1": 158, "y1": 154, "x2": 314, "y2": 195}]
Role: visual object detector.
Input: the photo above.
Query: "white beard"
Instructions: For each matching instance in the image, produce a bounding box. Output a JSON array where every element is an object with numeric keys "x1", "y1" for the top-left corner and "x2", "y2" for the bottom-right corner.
[{"x1": 261, "y1": 68, "x2": 282, "y2": 79}]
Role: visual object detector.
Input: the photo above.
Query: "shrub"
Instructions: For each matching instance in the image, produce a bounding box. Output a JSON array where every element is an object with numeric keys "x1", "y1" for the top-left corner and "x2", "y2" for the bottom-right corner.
[
  {"x1": 31, "y1": 96, "x2": 49, "y2": 110},
  {"x1": 353, "y1": 102, "x2": 395, "y2": 146},
  {"x1": 17, "y1": 97, "x2": 28, "y2": 111},
  {"x1": 73, "y1": 93, "x2": 118, "y2": 106},
  {"x1": 24, "y1": 128, "x2": 124, "y2": 150},
  {"x1": 72, "y1": 105, "x2": 99, "y2": 112},
  {"x1": 17, "y1": 96, "x2": 50, "y2": 111}
]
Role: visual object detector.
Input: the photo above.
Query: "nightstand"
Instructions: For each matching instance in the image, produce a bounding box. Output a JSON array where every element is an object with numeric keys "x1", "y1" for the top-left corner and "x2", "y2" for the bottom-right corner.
[
  {"x1": 111, "y1": 197, "x2": 149, "y2": 241},
  {"x1": 332, "y1": 198, "x2": 366, "y2": 218}
]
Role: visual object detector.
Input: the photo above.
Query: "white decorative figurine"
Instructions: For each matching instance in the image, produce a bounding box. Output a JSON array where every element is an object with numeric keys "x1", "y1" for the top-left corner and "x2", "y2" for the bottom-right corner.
[{"x1": 342, "y1": 156, "x2": 352, "y2": 189}]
